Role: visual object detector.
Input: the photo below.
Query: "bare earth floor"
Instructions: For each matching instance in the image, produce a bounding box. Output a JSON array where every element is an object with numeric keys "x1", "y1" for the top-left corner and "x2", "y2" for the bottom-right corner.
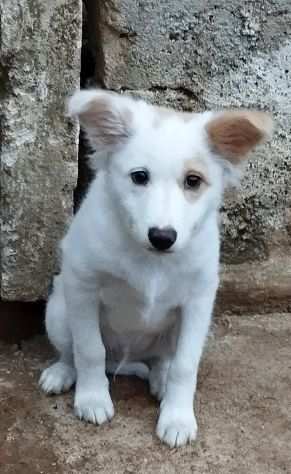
[{"x1": 0, "y1": 314, "x2": 290, "y2": 474}]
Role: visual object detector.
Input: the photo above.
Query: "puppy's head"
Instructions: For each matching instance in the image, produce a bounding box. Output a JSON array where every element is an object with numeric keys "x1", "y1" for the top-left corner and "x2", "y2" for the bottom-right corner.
[{"x1": 68, "y1": 90, "x2": 273, "y2": 253}]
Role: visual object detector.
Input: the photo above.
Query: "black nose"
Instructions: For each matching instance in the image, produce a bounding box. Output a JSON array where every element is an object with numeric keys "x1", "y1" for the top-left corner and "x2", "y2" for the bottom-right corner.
[{"x1": 148, "y1": 227, "x2": 177, "y2": 251}]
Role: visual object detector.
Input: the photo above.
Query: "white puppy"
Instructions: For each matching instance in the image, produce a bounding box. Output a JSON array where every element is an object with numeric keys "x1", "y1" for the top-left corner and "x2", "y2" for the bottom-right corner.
[{"x1": 40, "y1": 90, "x2": 272, "y2": 447}]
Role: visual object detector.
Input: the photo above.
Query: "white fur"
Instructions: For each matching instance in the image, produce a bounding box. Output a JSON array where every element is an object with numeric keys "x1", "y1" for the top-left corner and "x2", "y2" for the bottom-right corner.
[{"x1": 40, "y1": 90, "x2": 270, "y2": 447}]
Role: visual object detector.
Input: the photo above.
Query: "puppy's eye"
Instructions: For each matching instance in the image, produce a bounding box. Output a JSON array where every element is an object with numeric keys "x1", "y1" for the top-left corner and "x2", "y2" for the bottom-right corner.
[
  {"x1": 184, "y1": 174, "x2": 202, "y2": 190},
  {"x1": 130, "y1": 169, "x2": 150, "y2": 186}
]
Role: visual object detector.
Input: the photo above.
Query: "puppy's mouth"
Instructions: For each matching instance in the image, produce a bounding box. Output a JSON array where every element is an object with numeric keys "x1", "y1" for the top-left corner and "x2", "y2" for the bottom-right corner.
[{"x1": 147, "y1": 247, "x2": 174, "y2": 255}]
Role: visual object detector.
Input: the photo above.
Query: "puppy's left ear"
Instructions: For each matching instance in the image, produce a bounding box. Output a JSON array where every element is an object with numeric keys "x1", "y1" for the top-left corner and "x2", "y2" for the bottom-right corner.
[{"x1": 206, "y1": 110, "x2": 273, "y2": 184}]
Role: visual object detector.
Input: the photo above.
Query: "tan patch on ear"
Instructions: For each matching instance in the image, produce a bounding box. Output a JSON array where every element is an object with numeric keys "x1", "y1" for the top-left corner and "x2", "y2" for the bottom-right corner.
[
  {"x1": 207, "y1": 111, "x2": 273, "y2": 163},
  {"x1": 79, "y1": 98, "x2": 132, "y2": 147}
]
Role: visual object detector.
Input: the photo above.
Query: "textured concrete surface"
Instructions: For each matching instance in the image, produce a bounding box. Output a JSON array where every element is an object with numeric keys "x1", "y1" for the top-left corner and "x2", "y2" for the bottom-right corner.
[
  {"x1": 1, "y1": 313, "x2": 291, "y2": 473},
  {"x1": 98, "y1": 0, "x2": 291, "y2": 308},
  {"x1": 217, "y1": 255, "x2": 291, "y2": 314},
  {"x1": 0, "y1": 0, "x2": 82, "y2": 300},
  {"x1": 1, "y1": 1, "x2": 290, "y2": 307}
]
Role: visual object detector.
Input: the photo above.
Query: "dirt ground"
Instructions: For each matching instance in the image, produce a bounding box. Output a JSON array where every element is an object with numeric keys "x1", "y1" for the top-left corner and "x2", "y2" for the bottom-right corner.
[{"x1": 0, "y1": 313, "x2": 290, "y2": 474}]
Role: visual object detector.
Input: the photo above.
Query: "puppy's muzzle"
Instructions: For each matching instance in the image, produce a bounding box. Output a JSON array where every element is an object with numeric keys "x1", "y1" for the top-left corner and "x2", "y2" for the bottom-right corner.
[{"x1": 148, "y1": 227, "x2": 177, "y2": 251}]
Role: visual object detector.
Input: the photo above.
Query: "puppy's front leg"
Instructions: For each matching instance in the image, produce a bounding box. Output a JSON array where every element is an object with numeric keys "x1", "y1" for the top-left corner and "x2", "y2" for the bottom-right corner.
[
  {"x1": 64, "y1": 264, "x2": 114, "y2": 425},
  {"x1": 156, "y1": 280, "x2": 218, "y2": 447}
]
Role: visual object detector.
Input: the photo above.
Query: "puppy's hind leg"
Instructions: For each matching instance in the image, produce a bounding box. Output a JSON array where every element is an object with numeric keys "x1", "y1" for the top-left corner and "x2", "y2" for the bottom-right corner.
[
  {"x1": 39, "y1": 275, "x2": 76, "y2": 394},
  {"x1": 149, "y1": 358, "x2": 170, "y2": 401}
]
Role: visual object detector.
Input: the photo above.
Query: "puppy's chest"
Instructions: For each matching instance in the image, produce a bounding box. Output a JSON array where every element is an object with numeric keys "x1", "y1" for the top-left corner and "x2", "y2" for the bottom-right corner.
[{"x1": 99, "y1": 270, "x2": 189, "y2": 330}]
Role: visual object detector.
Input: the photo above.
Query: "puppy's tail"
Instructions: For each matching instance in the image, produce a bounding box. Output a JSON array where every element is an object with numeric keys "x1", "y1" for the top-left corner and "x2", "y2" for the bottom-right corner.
[{"x1": 106, "y1": 361, "x2": 149, "y2": 380}]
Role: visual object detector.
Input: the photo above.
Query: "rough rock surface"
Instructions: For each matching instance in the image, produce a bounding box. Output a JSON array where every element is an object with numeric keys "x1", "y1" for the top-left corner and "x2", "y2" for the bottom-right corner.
[
  {"x1": 1, "y1": 313, "x2": 291, "y2": 473},
  {"x1": 0, "y1": 0, "x2": 82, "y2": 300},
  {"x1": 98, "y1": 0, "x2": 291, "y2": 309},
  {"x1": 1, "y1": 0, "x2": 290, "y2": 306}
]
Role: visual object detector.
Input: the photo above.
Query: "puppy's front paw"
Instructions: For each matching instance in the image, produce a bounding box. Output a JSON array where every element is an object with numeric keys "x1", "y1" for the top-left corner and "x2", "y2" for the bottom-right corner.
[
  {"x1": 156, "y1": 401, "x2": 197, "y2": 448},
  {"x1": 39, "y1": 362, "x2": 76, "y2": 394},
  {"x1": 74, "y1": 388, "x2": 114, "y2": 425}
]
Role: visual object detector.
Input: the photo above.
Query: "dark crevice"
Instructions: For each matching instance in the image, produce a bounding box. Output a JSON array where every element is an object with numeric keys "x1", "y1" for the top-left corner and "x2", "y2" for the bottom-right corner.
[
  {"x1": 120, "y1": 84, "x2": 199, "y2": 101},
  {"x1": 0, "y1": 300, "x2": 45, "y2": 343},
  {"x1": 119, "y1": 31, "x2": 137, "y2": 39},
  {"x1": 0, "y1": 63, "x2": 13, "y2": 99},
  {"x1": 148, "y1": 85, "x2": 199, "y2": 100},
  {"x1": 73, "y1": 131, "x2": 95, "y2": 212},
  {"x1": 74, "y1": 0, "x2": 105, "y2": 211},
  {"x1": 84, "y1": 0, "x2": 105, "y2": 87}
]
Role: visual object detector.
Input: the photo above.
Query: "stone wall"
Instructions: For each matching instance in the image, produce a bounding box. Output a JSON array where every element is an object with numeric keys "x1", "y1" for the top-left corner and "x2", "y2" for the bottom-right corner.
[
  {"x1": 1, "y1": 0, "x2": 290, "y2": 311},
  {"x1": 96, "y1": 0, "x2": 291, "y2": 312},
  {"x1": 0, "y1": 0, "x2": 82, "y2": 300}
]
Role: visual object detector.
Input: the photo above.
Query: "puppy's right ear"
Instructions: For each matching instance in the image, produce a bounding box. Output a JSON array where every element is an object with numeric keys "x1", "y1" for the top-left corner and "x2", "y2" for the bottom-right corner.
[{"x1": 67, "y1": 90, "x2": 133, "y2": 152}]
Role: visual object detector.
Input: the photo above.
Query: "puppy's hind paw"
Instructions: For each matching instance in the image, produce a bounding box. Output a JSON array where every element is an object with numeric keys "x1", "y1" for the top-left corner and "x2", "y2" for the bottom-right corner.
[{"x1": 39, "y1": 362, "x2": 76, "y2": 395}]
